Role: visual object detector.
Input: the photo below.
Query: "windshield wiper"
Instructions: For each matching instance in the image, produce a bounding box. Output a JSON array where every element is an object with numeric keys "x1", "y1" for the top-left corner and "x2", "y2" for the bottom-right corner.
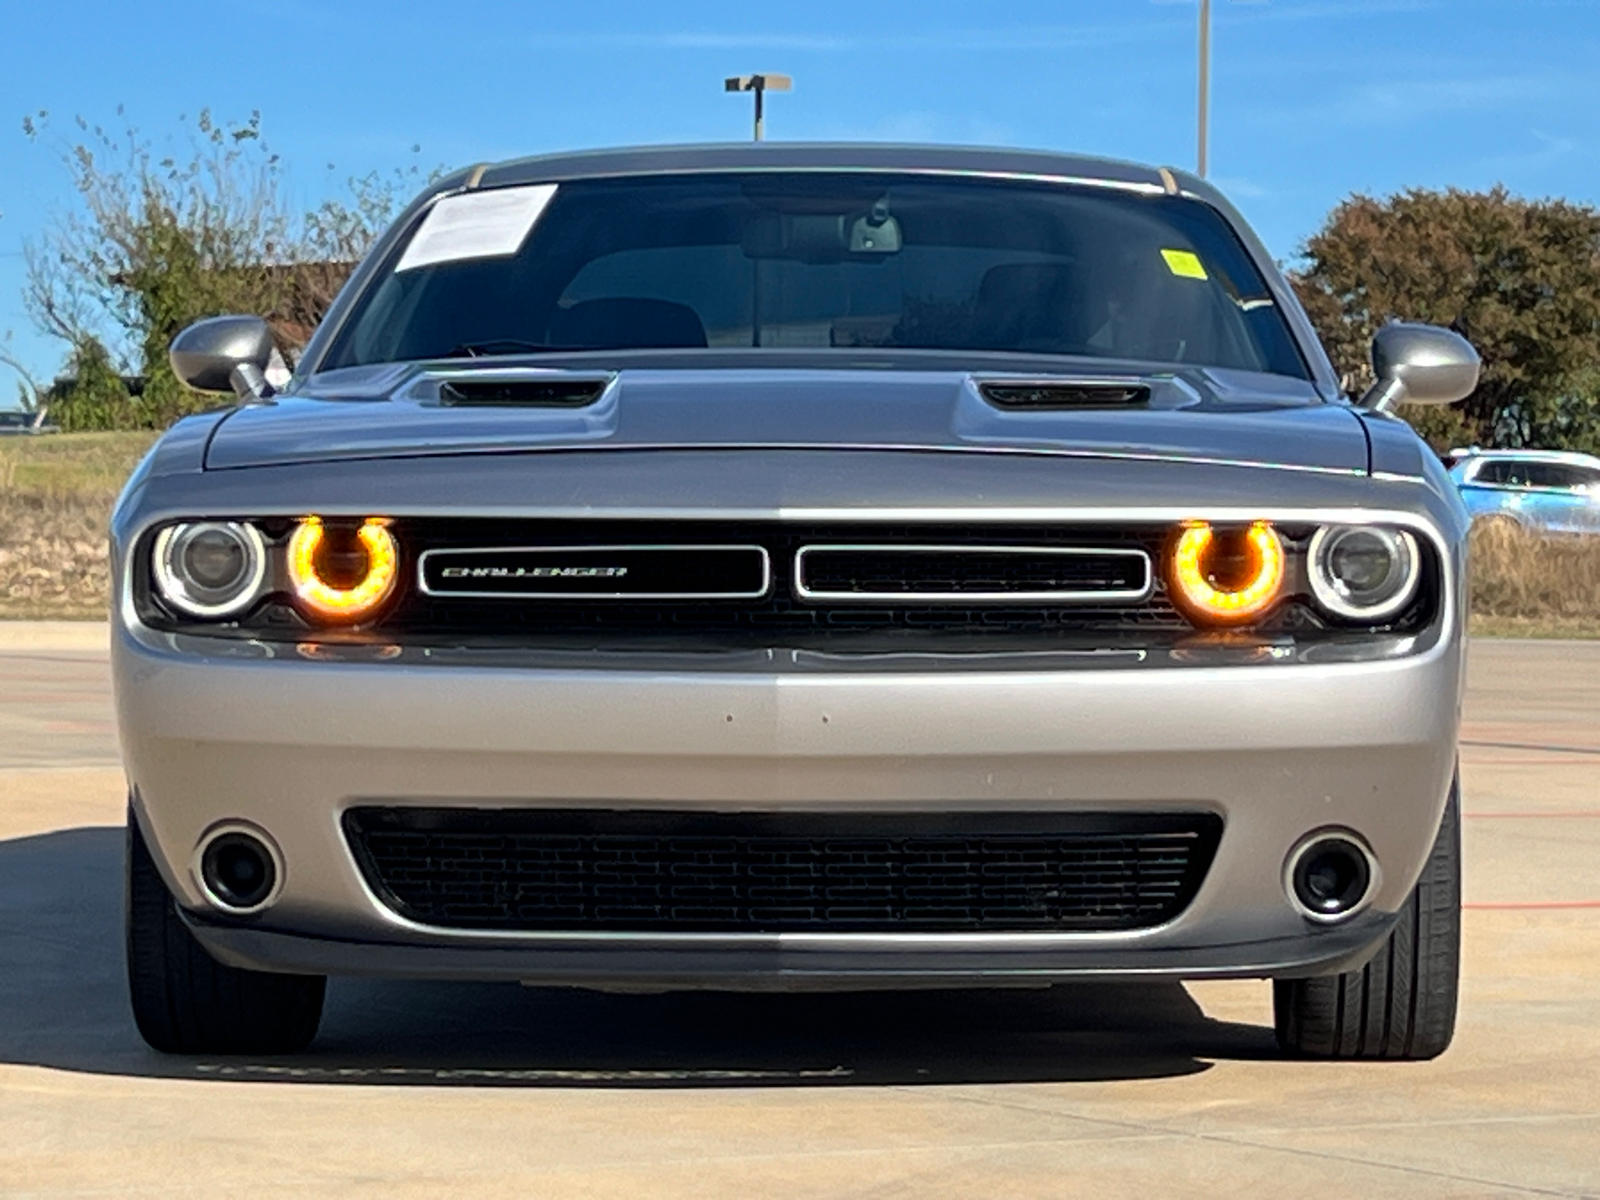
[{"x1": 443, "y1": 339, "x2": 583, "y2": 358}]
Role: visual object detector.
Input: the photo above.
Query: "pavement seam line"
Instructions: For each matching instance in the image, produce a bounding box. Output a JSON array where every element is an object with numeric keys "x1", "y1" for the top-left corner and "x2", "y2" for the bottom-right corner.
[
  {"x1": 1461, "y1": 740, "x2": 1600, "y2": 757},
  {"x1": 926, "y1": 1086, "x2": 1597, "y2": 1195},
  {"x1": 1198, "y1": 1130, "x2": 1588, "y2": 1198}
]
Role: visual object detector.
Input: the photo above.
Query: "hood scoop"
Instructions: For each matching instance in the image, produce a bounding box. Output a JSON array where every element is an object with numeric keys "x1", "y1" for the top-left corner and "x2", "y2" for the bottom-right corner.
[
  {"x1": 978, "y1": 379, "x2": 1151, "y2": 410},
  {"x1": 437, "y1": 376, "x2": 612, "y2": 407},
  {"x1": 209, "y1": 365, "x2": 1365, "y2": 474}
]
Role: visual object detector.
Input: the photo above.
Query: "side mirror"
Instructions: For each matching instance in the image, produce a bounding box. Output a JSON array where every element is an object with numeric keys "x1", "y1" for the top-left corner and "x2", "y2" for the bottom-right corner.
[
  {"x1": 1359, "y1": 322, "x2": 1480, "y2": 412},
  {"x1": 169, "y1": 315, "x2": 276, "y2": 401}
]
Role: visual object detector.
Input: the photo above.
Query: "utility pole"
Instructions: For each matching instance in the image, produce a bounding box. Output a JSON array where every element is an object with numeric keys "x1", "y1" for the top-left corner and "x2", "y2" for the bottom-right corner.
[
  {"x1": 1198, "y1": 0, "x2": 1211, "y2": 177},
  {"x1": 724, "y1": 74, "x2": 792, "y2": 141}
]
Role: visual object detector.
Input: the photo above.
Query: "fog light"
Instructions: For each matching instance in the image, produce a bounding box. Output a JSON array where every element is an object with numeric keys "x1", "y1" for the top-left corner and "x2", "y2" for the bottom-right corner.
[
  {"x1": 1309, "y1": 525, "x2": 1419, "y2": 622},
  {"x1": 288, "y1": 516, "x2": 398, "y2": 623},
  {"x1": 152, "y1": 522, "x2": 267, "y2": 618},
  {"x1": 1166, "y1": 521, "x2": 1285, "y2": 626},
  {"x1": 195, "y1": 825, "x2": 283, "y2": 914},
  {"x1": 1285, "y1": 833, "x2": 1377, "y2": 923}
]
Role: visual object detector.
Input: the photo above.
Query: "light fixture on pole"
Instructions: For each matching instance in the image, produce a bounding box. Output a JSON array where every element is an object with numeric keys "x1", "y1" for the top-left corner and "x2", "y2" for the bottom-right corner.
[
  {"x1": 725, "y1": 74, "x2": 792, "y2": 142},
  {"x1": 1198, "y1": 0, "x2": 1211, "y2": 177},
  {"x1": 1196, "y1": 0, "x2": 1267, "y2": 178}
]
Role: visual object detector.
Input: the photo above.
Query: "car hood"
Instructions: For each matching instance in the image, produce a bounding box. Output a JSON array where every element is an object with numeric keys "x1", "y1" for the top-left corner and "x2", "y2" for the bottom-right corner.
[{"x1": 204, "y1": 364, "x2": 1371, "y2": 475}]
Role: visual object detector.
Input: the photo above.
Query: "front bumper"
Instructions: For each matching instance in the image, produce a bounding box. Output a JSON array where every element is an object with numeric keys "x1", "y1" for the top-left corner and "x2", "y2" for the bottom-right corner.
[{"x1": 118, "y1": 624, "x2": 1461, "y2": 986}]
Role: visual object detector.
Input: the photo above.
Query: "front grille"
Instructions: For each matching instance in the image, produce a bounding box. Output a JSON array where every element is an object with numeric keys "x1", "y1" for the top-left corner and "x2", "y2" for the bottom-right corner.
[
  {"x1": 381, "y1": 519, "x2": 1193, "y2": 649},
  {"x1": 146, "y1": 517, "x2": 1425, "y2": 654},
  {"x1": 344, "y1": 808, "x2": 1223, "y2": 933},
  {"x1": 419, "y1": 544, "x2": 770, "y2": 599},
  {"x1": 795, "y1": 544, "x2": 1150, "y2": 601}
]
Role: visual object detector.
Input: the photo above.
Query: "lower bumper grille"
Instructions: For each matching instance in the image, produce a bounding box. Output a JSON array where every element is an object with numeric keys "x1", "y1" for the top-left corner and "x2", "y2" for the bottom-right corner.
[{"x1": 344, "y1": 809, "x2": 1222, "y2": 934}]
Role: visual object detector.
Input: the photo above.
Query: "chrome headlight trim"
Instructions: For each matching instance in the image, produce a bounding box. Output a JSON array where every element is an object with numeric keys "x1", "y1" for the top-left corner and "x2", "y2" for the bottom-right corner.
[
  {"x1": 1308, "y1": 524, "x2": 1420, "y2": 623},
  {"x1": 151, "y1": 521, "x2": 268, "y2": 619}
]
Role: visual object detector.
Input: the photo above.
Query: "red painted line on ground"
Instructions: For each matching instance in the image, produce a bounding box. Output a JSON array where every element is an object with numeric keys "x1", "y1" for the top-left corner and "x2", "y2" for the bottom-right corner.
[
  {"x1": 1463, "y1": 759, "x2": 1600, "y2": 767},
  {"x1": 1466, "y1": 811, "x2": 1600, "y2": 819},
  {"x1": 1464, "y1": 900, "x2": 1600, "y2": 911}
]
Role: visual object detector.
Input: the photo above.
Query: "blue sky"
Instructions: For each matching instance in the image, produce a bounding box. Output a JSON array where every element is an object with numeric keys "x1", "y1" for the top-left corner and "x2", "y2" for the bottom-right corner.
[{"x1": 3, "y1": 0, "x2": 1598, "y2": 397}]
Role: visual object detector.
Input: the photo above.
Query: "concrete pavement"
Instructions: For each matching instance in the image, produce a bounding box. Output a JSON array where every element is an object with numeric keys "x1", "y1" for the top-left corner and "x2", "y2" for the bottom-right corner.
[{"x1": 0, "y1": 629, "x2": 1596, "y2": 1197}]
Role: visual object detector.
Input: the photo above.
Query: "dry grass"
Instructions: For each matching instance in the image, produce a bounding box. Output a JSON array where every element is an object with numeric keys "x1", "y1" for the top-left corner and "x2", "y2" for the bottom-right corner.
[
  {"x1": 2, "y1": 433, "x2": 1599, "y2": 635},
  {"x1": 1467, "y1": 519, "x2": 1600, "y2": 637},
  {"x1": 0, "y1": 433, "x2": 156, "y2": 620}
]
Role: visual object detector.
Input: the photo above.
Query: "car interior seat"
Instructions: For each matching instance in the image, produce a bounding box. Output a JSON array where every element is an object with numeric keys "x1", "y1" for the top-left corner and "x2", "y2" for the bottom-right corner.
[
  {"x1": 547, "y1": 298, "x2": 709, "y2": 350},
  {"x1": 967, "y1": 263, "x2": 1092, "y2": 353}
]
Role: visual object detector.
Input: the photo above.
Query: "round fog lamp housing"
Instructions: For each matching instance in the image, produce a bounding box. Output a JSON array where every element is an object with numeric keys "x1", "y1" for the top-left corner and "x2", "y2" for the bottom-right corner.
[
  {"x1": 152, "y1": 521, "x2": 267, "y2": 618},
  {"x1": 1309, "y1": 525, "x2": 1419, "y2": 622},
  {"x1": 192, "y1": 823, "x2": 284, "y2": 915},
  {"x1": 1285, "y1": 833, "x2": 1378, "y2": 923}
]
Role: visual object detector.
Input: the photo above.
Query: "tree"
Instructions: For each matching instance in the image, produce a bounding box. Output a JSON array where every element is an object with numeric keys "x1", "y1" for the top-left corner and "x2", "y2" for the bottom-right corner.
[
  {"x1": 20, "y1": 108, "x2": 426, "y2": 430},
  {"x1": 1291, "y1": 186, "x2": 1600, "y2": 454},
  {"x1": 42, "y1": 338, "x2": 137, "y2": 430},
  {"x1": 0, "y1": 332, "x2": 47, "y2": 412}
]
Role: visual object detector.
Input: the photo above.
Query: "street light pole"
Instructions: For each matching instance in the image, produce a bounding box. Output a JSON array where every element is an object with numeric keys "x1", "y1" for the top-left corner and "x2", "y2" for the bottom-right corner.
[
  {"x1": 1198, "y1": 0, "x2": 1211, "y2": 177},
  {"x1": 725, "y1": 74, "x2": 792, "y2": 141}
]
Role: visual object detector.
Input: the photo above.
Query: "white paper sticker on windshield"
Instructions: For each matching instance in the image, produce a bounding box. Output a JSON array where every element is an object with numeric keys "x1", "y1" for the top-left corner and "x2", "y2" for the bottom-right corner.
[{"x1": 395, "y1": 184, "x2": 558, "y2": 272}]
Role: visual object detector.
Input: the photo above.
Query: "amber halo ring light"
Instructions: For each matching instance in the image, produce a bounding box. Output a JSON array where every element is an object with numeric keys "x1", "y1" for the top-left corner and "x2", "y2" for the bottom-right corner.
[
  {"x1": 1166, "y1": 520, "x2": 1286, "y2": 627},
  {"x1": 287, "y1": 516, "x2": 399, "y2": 623}
]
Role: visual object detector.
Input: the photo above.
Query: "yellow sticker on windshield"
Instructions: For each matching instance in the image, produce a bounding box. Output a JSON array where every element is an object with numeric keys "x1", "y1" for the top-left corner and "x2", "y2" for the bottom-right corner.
[{"x1": 1161, "y1": 248, "x2": 1209, "y2": 280}]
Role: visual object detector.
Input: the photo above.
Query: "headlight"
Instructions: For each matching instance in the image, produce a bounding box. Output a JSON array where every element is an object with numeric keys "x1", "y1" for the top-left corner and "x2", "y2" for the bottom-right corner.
[
  {"x1": 287, "y1": 516, "x2": 399, "y2": 623},
  {"x1": 152, "y1": 522, "x2": 267, "y2": 618},
  {"x1": 1309, "y1": 525, "x2": 1419, "y2": 621},
  {"x1": 1167, "y1": 520, "x2": 1285, "y2": 626}
]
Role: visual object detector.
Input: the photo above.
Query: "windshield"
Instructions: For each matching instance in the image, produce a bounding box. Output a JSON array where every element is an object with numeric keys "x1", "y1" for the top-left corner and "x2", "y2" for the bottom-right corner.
[{"x1": 322, "y1": 172, "x2": 1310, "y2": 379}]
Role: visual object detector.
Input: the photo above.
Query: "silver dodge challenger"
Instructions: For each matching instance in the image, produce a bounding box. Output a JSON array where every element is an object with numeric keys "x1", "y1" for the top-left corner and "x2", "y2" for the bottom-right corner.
[{"x1": 114, "y1": 144, "x2": 1480, "y2": 1060}]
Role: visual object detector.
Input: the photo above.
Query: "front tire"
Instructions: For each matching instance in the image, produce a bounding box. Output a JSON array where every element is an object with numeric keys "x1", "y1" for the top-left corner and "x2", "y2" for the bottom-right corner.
[
  {"x1": 126, "y1": 807, "x2": 325, "y2": 1054},
  {"x1": 1273, "y1": 782, "x2": 1461, "y2": 1060}
]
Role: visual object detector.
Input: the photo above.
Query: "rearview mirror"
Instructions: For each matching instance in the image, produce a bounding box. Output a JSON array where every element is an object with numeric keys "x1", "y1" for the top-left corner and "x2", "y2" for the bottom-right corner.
[
  {"x1": 742, "y1": 206, "x2": 901, "y2": 262},
  {"x1": 1359, "y1": 322, "x2": 1480, "y2": 412},
  {"x1": 169, "y1": 315, "x2": 276, "y2": 401}
]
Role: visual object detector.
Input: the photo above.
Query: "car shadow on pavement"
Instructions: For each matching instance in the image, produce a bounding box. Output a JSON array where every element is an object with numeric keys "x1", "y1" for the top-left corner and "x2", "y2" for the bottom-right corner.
[{"x1": 0, "y1": 826, "x2": 1280, "y2": 1087}]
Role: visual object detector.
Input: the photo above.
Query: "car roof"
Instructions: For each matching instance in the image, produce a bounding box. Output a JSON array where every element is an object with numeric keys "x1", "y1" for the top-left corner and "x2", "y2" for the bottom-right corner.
[
  {"x1": 1451, "y1": 448, "x2": 1600, "y2": 467},
  {"x1": 457, "y1": 142, "x2": 1191, "y2": 197}
]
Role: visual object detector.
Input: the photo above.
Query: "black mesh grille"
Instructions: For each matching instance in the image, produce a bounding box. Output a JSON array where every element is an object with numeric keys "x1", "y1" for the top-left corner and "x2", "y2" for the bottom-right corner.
[
  {"x1": 344, "y1": 808, "x2": 1223, "y2": 933},
  {"x1": 382, "y1": 519, "x2": 1191, "y2": 648},
  {"x1": 796, "y1": 546, "x2": 1149, "y2": 598}
]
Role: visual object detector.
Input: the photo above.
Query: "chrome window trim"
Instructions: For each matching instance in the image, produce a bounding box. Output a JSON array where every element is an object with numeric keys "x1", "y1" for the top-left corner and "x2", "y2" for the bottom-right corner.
[
  {"x1": 460, "y1": 165, "x2": 1170, "y2": 197},
  {"x1": 206, "y1": 440, "x2": 1374, "y2": 478},
  {"x1": 416, "y1": 543, "x2": 772, "y2": 600},
  {"x1": 793, "y1": 543, "x2": 1153, "y2": 604}
]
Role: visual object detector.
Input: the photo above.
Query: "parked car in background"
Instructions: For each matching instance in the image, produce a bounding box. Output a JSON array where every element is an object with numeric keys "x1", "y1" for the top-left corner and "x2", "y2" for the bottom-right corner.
[
  {"x1": 0, "y1": 408, "x2": 58, "y2": 434},
  {"x1": 117, "y1": 143, "x2": 1480, "y2": 1063},
  {"x1": 1448, "y1": 448, "x2": 1600, "y2": 535}
]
